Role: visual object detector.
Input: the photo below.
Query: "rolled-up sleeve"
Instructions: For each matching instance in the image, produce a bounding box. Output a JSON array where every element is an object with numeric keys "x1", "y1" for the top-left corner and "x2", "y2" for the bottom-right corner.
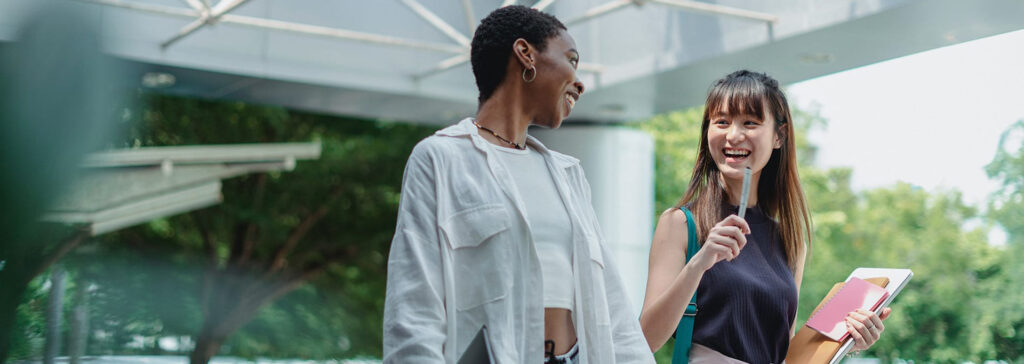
[
  {"x1": 602, "y1": 242, "x2": 658, "y2": 363},
  {"x1": 383, "y1": 141, "x2": 448, "y2": 363},
  {"x1": 577, "y1": 166, "x2": 656, "y2": 363}
]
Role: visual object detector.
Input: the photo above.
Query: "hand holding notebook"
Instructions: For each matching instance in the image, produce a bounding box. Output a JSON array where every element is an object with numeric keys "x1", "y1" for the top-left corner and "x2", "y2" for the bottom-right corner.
[{"x1": 805, "y1": 277, "x2": 889, "y2": 342}]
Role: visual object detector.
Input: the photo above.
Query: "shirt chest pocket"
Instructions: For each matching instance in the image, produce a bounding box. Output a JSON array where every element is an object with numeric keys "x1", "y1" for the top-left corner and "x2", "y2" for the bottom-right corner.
[{"x1": 441, "y1": 204, "x2": 514, "y2": 311}]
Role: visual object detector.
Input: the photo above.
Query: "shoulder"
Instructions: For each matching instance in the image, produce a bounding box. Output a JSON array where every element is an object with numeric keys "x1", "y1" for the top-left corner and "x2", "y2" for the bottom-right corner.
[
  {"x1": 658, "y1": 207, "x2": 687, "y2": 226},
  {"x1": 542, "y1": 148, "x2": 582, "y2": 171},
  {"x1": 654, "y1": 208, "x2": 691, "y2": 238},
  {"x1": 409, "y1": 134, "x2": 469, "y2": 162}
]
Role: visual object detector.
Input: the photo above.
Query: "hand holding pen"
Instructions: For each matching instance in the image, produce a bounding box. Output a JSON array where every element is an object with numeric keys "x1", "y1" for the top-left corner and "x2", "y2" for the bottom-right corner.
[{"x1": 690, "y1": 167, "x2": 753, "y2": 271}]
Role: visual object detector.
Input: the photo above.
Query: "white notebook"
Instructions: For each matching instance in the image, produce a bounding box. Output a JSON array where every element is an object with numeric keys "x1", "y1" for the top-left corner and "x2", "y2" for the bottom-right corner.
[{"x1": 828, "y1": 268, "x2": 913, "y2": 364}]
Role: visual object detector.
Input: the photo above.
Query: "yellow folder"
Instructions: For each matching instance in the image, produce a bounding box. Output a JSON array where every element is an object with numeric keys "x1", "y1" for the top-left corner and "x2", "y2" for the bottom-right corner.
[{"x1": 785, "y1": 277, "x2": 889, "y2": 364}]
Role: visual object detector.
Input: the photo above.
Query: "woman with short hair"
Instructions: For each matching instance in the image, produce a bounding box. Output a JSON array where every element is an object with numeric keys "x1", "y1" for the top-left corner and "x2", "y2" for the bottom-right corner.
[{"x1": 383, "y1": 6, "x2": 654, "y2": 364}]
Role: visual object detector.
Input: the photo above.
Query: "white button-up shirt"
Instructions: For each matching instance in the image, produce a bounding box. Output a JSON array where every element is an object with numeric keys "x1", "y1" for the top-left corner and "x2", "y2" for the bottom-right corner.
[{"x1": 383, "y1": 118, "x2": 655, "y2": 363}]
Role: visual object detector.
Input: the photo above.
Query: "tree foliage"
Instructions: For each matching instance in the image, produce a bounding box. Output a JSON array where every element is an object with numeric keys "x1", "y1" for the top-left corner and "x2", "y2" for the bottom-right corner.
[
  {"x1": 8, "y1": 93, "x2": 436, "y2": 362},
  {"x1": 9, "y1": 95, "x2": 1022, "y2": 363}
]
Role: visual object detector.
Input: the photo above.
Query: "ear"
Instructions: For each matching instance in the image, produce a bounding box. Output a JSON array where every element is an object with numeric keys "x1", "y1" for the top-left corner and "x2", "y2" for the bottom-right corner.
[
  {"x1": 774, "y1": 127, "x2": 785, "y2": 149},
  {"x1": 512, "y1": 38, "x2": 536, "y2": 70}
]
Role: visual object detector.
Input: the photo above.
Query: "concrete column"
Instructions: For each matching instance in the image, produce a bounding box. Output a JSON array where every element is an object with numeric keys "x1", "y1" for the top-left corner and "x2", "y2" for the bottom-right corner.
[{"x1": 533, "y1": 124, "x2": 654, "y2": 316}]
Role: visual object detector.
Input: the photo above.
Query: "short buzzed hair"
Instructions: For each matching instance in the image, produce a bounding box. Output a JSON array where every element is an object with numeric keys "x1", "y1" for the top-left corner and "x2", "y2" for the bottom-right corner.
[{"x1": 470, "y1": 5, "x2": 566, "y2": 104}]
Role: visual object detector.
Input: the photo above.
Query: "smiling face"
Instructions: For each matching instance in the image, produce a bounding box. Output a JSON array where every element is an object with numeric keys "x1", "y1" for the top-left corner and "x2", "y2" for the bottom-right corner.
[
  {"x1": 707, "y1": 99, "x2": 782, "y2": 183},
  {"x1": 526, "y1": 29, "x2": 584, "y2": 129}
]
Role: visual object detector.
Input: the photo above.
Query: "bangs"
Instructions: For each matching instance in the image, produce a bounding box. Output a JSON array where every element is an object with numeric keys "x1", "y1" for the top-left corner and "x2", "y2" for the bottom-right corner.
[{"x1": 706, "y1": 76, "x2": 770, "y2": 121}]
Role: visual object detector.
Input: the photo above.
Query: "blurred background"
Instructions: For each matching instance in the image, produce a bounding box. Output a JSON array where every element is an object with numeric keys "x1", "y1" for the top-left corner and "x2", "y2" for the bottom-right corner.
[{"x1": 0, "y1": 0, "x2": 1022, "y2": 363}]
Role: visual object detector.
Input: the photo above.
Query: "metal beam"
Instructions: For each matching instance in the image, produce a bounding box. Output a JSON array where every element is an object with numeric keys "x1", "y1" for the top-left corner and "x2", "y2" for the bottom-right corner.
[
  {"x1": 565, "y1": 0, "x2": 633, "y2": 26},
  {"x1": 43, "y1": 181, "x2": 223, "y2": 236},
  {"x1": 75, "y1": 0, "x2": 467, "y2": 54},
  {"x1": 209, "y1": 0, "x2": 249, "y2": 17},
  {"x1": 219, "y1": 13, "x2": 468, "y2": 54},
  {"x1": 81, "y1": 142, "x2": 322, "y2": 167},
  {"x1": 460, "y1": 0, "x2": 476, "y2": 33},
  {"x1": 180, "y1": 0, "x2": 207, "y2": 11},
  {"x1": 160, "y1": 0, "x2": 252, "y2": 49},
  {"x1": 649, "y1": 0, "x2": 778, "y2": 23},
  {"x1": 77, "y1": 0, "x2": 198, "y2": 18},
  {"x1": 414, "y1": 53, "x2": 471, "y2": 80},
  {"x1": 398, "y1": 0, "x2": 471, "y2": 47},
  {"x1": 160, "y1": 17, "x2": 208, "y2": 48},
  {"x1": 533, "y1": 0, "x2": 557, "y2": 11}
]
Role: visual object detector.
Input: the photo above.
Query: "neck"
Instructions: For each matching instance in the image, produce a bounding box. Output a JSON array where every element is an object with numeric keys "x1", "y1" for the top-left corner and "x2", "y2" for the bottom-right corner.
[
  {"x1": 475, "y1": 85, "x2": 532, "y2": 148},
  {"x1": 720, "y1": 171, "x2": 760, "y2": 207}
]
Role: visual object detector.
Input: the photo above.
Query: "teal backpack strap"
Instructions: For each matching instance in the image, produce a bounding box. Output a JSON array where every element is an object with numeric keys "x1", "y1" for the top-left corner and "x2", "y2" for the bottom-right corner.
[{"x1": 672, "y1": 207, "x2": 700, "y2": 364}]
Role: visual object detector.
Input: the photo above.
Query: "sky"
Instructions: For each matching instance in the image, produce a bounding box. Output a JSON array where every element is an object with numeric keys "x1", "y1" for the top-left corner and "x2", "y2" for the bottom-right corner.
[{"x1": 787, "y1": 29, "x2": 1024, "y2": 245}]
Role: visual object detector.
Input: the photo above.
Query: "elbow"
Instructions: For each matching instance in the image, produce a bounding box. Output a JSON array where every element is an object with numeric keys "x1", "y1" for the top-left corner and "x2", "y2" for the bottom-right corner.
[{"x1": 638, "y1": 314, "x2": 664, "y2": 353}]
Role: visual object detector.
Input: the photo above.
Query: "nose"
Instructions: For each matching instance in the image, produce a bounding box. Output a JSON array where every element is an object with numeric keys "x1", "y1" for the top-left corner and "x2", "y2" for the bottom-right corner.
[
  {"x1": 573, "y1": 77, "x2": 585, "y2": 96},
  {"x1": 726, "y1": 123, "x2": 744, "y2": 143}
]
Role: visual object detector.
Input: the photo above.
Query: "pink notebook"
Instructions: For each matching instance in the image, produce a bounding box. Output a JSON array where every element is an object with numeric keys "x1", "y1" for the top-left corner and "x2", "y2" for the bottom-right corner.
[{"x1": 805, "y1": 277, "x2": 889, "y2": 341}]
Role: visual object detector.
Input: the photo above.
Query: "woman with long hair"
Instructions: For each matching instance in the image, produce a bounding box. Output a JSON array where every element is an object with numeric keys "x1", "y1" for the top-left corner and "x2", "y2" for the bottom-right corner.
[
  {"x1": 639, "y1": 70, "x2": 890, "y2": 363},
  {"x1": 383, "y1": 6, "x2": 654, "y2": 364}
]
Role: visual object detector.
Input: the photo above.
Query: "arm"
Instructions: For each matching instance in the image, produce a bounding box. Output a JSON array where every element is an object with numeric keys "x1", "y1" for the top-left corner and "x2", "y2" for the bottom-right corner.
[
  {"x1": 790, "y1": 243, "x2": 807, "y2": 337},
  {"x1": 382, "y1": 143, "x2": 447, "y2": 362},
  {"x1": 639, "y1": 209, "x2": 749, "y2": 351}
]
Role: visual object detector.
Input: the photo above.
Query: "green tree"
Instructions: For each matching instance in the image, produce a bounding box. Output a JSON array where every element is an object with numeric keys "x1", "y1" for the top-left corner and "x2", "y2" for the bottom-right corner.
[
  {"x1": 984, "y1": 119, "x2": 1024, "y2": 362},
  {"x1": 112, "y1": 94, "x2": 434, "y2": 363},
  {"x1": 9, "y1": 93, "x2": 436, "y2": 362}
]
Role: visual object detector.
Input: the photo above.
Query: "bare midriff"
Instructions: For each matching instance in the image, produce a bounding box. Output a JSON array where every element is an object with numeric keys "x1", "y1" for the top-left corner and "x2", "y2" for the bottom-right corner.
[{"x1": 544, "y1": 307, "x2": 577, "y2": 356}]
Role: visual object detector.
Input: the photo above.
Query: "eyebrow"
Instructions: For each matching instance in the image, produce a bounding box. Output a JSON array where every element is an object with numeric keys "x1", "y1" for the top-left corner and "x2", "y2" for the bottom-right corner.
[{"x1": 712, "y1": 112, "x2": 762, "y2": 120}]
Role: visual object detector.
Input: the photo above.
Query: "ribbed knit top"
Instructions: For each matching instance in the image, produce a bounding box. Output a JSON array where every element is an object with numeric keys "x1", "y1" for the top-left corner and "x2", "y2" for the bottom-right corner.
[{"x1": 691, "y1": 204, "x2": 798, "y2": 364}]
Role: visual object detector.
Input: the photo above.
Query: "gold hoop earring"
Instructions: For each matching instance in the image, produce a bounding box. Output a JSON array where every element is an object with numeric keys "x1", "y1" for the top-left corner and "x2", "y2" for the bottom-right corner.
[{"x1": 522, "y1": 66, "x2": 537, "y2": 83}]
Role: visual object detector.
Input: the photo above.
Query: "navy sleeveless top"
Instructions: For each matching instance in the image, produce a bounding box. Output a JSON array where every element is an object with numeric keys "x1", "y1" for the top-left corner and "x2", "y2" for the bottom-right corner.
[{"x1": 691, "y1": 204, "x2": 798, "y2": 363}]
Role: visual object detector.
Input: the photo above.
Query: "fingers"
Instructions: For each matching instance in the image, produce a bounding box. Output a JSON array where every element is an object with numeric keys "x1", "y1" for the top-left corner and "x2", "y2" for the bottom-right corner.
[
  {"x1": 696, "y1": 214, "x2": 753, "y2": 270},
  {"x1": 861, "y1": 309, "x2": 885, "y2": 333},
  {"x1": 719, "y1": 214, "x2": 751, "y2": 235},
  {"x1": 711, "y1": 226, "x2": 746, "y2": 251},
  {"x1": 706, "y1": 235, "x2": 739, "y2": 260},
  {"x1": 847, "y1": 309, "x2": 884, "y2": 350},
  {"x1": 879, "y1": 307, "x2": 892, "y2": 320},
  {"x1": 845, "y1": 317, "x2": 869, "y2": 351}
]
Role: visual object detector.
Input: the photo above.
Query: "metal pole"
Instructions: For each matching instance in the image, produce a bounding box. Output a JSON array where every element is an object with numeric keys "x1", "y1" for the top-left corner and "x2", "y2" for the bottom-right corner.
[
  {"x1": 564, "y1": 0, "x2": 633, "y2": 26},
  {"x1": 160, "y1": 0, "x2": 252, "y2": 49},
  {"x1": 75, "y1": 0, "x2": 199, "y2": 18},
  {"x1": 75, "y1": 0, "x2": 467, "y2": 54},
  {"x1": 649, "y1": 0, "x2": 778, "y2": 23},
  {"x1": 398, "y1": 0, "x2": 471, "y2": 47},
  {"x1": 160, "y1": 17, "x2": 207, "y2": 49},
  {"x1": 180, "y1": 0, "x2": 207, "y2": 11},
  {"x1": 220, "y1": 14, "x2": 468, "y2": 54},
  {"x1": 414, "y1": 53, "x2": 471, "y2": 79},
  {"x1": 460, "y1": 0, "x2": 476, "y2": 33},
  {"x1": 533, "y1": 0, "x2": 557, "y2": 11}
]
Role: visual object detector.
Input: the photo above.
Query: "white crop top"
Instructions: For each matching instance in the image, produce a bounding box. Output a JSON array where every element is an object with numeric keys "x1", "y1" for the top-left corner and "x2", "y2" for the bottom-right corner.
[{"x1": 492, "y1": 143, "x2": 575, "y2": 311}]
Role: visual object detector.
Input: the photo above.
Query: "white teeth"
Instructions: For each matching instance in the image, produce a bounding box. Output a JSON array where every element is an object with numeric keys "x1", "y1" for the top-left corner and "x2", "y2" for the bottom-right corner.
[
  {"x1": 724, "y1": 149, "x2": 749, "y2": 156},
  {"x1": 566, "y1": 94, "x2": 576, "y2": 109}
]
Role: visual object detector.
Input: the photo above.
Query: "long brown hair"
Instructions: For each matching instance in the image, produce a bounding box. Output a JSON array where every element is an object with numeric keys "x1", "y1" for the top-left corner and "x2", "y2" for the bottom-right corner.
[{"x1": 675, "y1": 70, "x2": 811, "y2": 270}]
